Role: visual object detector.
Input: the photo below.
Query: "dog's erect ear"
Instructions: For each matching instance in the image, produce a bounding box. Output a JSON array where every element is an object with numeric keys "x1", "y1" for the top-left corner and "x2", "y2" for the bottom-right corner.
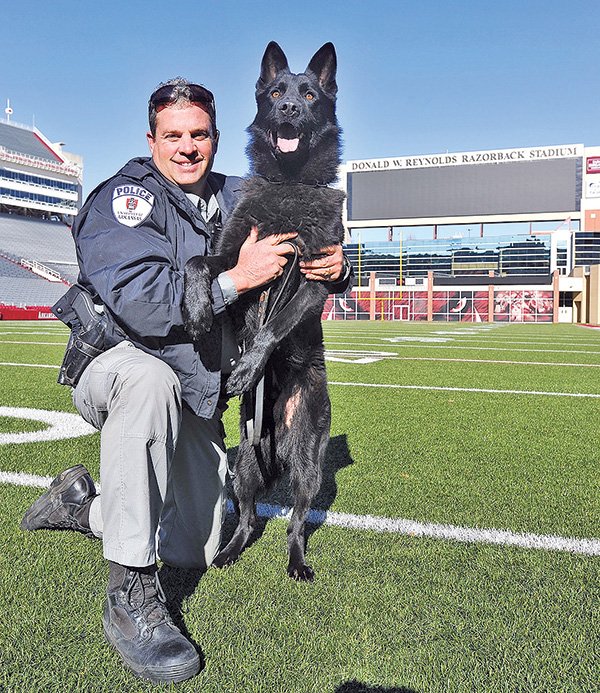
[
  {"x1": 306, "y1": 42, "x2": 337, "y2": 95},
  {"x1": 257, "y1": 41, "x2": 289, "y2": 88}
]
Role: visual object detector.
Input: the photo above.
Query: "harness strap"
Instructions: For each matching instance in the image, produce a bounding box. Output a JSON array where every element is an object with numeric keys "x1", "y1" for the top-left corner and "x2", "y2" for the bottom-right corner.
[{"x1": 245, "y1": 242, "x2": 300, "y2": 447}]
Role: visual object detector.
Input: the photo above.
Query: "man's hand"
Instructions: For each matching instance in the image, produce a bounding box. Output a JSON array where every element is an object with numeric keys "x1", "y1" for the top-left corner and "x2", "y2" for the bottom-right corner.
[
  {"x1": 299, "y1": 244, "x2": 344, "y2": 282},
  {"x1": 225, "y1": 226, "x2": 298, "y2": 295}
]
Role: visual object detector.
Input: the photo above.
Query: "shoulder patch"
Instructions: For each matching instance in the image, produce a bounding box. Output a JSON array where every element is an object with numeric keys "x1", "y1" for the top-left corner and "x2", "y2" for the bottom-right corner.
[{"x1": 111, "y1": 184, "x2": 155, "y2": 227}]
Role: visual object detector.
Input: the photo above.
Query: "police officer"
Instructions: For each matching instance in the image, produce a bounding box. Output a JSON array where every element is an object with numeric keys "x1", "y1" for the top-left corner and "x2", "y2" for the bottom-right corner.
[{"x1": 20, "y1": 79, "x2": 349, "y2": 685}]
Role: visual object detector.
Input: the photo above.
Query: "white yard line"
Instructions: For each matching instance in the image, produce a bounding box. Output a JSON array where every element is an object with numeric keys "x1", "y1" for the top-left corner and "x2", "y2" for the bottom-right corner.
[
  {"x1": 6, "y1": 354, "x2": 594, "y2": 371},
  {"x1": 0, "y1": 331, "x2": 68, "y2": 336},
  {"x1": 325, "y1": 340, "x2": 600, "y2": 355},
  {"x1": 0, "y1": 362, "x2": 57, "y2": 369},
  {"x1": 325, "y1": 334, "x2": 600, "y2": 347},
  {"x1": 328, "y1": 381, "x2": 600, "y2": 398},
  {"x1": 0, "y1": 340, "x2": 67, "y2": 346},
  {"x1": 3, "y1": 470, "x2": 597, "y2": 556},
  {"x1": 254, "y1": 501, "x2": 600, "y2": 557},
  {"x1": 0, "y1": 407, "x2": 96, "y2": 444},
  {"x1": 1, "y1": 361, "x2": 598, "y2": 394},
  {"x1": 325, "y1": 353, "x2": 600, "y2": 368},
  {"x1": 1, "y1": 470, "x2": 55, "y2": 487}
]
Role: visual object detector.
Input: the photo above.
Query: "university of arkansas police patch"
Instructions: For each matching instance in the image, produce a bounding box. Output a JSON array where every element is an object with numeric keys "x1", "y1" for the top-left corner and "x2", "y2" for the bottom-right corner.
[{"x1": 111, "y1": 185, "x2": 154, "y2": 227}]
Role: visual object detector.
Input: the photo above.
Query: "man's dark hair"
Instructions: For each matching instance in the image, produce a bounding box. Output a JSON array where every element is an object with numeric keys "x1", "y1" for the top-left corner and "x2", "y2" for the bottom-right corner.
[{"x1": 148, "y1": 77, "x2": 217, "y2": 136}]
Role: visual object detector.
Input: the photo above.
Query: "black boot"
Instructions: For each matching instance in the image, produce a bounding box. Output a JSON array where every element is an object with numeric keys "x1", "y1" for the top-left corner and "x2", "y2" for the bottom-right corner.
[
  {"x1": 20, "y1": 464, "x2": 97, "y2": 537},
  {"x1": 103, "y1": 564, "x2": 201, "y2": 684}
]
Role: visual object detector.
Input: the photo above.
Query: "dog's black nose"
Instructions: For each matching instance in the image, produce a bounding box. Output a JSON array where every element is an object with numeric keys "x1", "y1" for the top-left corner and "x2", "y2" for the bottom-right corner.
[{"x1": 279, "y1": 101, "x2": 299, "y2": 116}]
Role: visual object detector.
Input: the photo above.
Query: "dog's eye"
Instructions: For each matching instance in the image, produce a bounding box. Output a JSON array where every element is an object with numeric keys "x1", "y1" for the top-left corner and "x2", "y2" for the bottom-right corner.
[
  {"x1": 271, "y1": 90, "x2": 281, "y2": 99},
  {"x1": 305, "y1": 92, "x2": 315, "y2": 101}
]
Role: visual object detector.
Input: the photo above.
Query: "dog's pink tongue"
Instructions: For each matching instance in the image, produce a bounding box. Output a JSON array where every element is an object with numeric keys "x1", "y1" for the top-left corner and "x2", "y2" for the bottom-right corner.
[{"x1": 278, "y1": 137, "x2": 299, "y2": 153}]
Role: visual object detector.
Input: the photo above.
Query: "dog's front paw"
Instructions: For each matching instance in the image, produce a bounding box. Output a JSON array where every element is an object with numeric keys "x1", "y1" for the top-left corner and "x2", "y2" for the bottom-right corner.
[
  {"x1": 182, "y1": 296, "x2": 213, "y2": 343},
  {"x1": 225, "y1": 360, "x2": 261, "y2": 397},
  {"x1": 287, "y1": 561, "x2": 315, "y2": 582},
  {"x1": 212, "y1": 548, "x2": 239, "y2": 569},
  {"x1": 183, "y1": 256, "x2": 215, "y2": 342}
]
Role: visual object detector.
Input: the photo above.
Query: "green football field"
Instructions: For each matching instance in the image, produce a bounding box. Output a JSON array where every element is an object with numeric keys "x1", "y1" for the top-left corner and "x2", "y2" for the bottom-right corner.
[{"x1": 0, "y1": 320, "x2": 598, "y2": 692}]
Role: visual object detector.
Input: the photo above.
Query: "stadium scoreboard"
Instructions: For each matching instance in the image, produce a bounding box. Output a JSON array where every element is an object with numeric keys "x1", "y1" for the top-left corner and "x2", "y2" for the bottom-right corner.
[{"x1": 345, "y1": 144, "x2": 583, "y2": 225}]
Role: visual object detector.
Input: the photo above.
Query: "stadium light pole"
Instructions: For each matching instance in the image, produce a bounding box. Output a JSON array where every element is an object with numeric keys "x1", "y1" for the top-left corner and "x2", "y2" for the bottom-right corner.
[
  {"x1": 358, "y1": 230, "x2": 362, "y2": 288},
  {"x1": 399, "y1": 229, "x2": 403, "y2": 299}
]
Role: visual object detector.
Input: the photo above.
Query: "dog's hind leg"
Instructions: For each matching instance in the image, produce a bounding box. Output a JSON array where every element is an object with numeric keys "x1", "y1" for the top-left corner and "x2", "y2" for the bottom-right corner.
[
  {"x1": 212, "y1": 439, "x2": 266, "y2": 568},
  {"x1": 279, "y1": 376, "x2": 331, "y2": 581},
  {"x1": 285, "y1": 430, "x2": 328, "y2": 581}
]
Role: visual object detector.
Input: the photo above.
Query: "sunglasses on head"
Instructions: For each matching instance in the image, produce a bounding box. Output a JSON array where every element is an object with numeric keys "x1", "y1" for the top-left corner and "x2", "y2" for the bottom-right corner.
[{"x1": 150, "y1": 83, "x2": 216, "y2": 122}]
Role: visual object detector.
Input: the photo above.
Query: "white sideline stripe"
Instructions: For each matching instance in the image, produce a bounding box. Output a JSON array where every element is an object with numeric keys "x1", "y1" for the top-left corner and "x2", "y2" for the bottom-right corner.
[
  {"x1": 3, "y1": 471, "x2": 598, "y2": 556},
  {"x1": 329, "y1": 381, "x2": 600, "y2": 398}
]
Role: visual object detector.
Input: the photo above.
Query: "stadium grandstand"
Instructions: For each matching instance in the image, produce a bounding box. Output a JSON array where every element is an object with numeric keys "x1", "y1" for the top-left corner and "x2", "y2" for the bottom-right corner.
[{"x1": 0, "y1": 111, "x2": 80, "y2": 320}]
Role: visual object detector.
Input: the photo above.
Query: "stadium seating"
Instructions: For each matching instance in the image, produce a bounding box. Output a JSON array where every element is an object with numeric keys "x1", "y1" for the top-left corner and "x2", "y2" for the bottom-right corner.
[
  {"x1": 0, "y1": 213, "x2": 76, "y2": 264},
  {"x1": 0, "y1": 276, "x2": 67, "y2": 306},
  {"x1": 0, "y1": 213, "x2": 75, "y2": 307}
]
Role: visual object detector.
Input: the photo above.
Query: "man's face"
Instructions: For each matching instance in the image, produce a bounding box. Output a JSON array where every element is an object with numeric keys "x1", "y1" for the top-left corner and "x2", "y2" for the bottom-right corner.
[{"x1": 146, "y1": 103, "x2": 218, "y2": 190}]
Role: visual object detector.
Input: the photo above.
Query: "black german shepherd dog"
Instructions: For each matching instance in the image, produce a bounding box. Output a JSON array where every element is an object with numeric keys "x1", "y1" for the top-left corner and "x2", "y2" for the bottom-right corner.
[{"x1": 183, "y1": 42, "x2": 344, "y2": 581}]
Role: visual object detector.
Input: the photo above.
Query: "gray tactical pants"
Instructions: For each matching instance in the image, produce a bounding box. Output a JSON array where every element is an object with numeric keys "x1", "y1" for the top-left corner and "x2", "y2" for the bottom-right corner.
[{"x1": 72, "y1": 341, "x2": 228, "y2": 569}]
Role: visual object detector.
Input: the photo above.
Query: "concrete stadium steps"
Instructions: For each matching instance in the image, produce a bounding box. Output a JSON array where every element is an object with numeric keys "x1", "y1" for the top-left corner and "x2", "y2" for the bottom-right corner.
[{"x1": 43, "y1": 262, "x2": 79, "y2": 284}]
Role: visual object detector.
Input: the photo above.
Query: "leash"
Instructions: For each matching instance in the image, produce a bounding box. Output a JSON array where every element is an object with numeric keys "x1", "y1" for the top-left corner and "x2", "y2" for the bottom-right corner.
[
  {"x1": 245, "y1": 242, "x2": 300, "y2": 447},
  {"x1": 244, "y1": 289, "x2": 270, "y2": 447}
]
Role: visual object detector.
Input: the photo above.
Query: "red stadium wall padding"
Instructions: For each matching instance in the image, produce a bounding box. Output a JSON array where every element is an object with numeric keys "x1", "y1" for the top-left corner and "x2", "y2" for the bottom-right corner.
[{"x1": 0, "y1": 305, "x2": 57, "y2": 320}]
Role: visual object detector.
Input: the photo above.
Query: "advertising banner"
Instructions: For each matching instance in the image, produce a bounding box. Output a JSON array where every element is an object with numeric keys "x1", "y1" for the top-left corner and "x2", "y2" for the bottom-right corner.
[{"x1": 323, "y1": 289, "x2": 554, "y2": 323}]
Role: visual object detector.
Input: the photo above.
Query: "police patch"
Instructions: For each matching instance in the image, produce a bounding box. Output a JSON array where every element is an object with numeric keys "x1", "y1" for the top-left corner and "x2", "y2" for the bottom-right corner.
[{"x1": 112, "y1": 185, "x2": 154, "y2": 227}]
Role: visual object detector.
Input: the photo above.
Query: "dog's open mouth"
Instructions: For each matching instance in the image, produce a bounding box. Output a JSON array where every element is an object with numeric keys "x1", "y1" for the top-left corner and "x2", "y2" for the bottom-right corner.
[{"x1": 270, "y1": 124, "x2": 302, "y2": 154}]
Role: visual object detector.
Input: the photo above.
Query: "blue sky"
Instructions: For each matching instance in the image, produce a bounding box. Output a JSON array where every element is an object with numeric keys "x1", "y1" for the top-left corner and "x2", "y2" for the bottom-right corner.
[{"x1": 1, "y1": 0, "x2": 599, "y2": 197}]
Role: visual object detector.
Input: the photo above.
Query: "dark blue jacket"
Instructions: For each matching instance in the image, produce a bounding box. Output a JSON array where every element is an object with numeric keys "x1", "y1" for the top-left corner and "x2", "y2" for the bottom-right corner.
[{"x1": 72, "y1": 157, "x2": 243, "y2": 418}]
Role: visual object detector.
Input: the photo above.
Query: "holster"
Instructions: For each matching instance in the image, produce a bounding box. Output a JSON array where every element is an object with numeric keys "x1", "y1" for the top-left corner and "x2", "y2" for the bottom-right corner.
[{"x1": 52, "y1": 285, "x2": 108, "y2": 387}]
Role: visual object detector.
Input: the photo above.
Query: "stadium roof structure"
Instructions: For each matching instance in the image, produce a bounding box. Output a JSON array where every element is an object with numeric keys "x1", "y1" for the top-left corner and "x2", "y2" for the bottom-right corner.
[
  {"x1": 0, "y1": 121, "x2": 63, "y2": 163},
  {"x1": 0, "y1": 118, "x2": 82, "y2": 218}
]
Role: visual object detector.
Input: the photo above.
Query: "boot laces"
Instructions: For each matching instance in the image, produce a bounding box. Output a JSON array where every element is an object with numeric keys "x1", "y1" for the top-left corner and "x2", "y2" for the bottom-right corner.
[{"x1": 125, "y1": 570, "x2": 171, "y2": 629}]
